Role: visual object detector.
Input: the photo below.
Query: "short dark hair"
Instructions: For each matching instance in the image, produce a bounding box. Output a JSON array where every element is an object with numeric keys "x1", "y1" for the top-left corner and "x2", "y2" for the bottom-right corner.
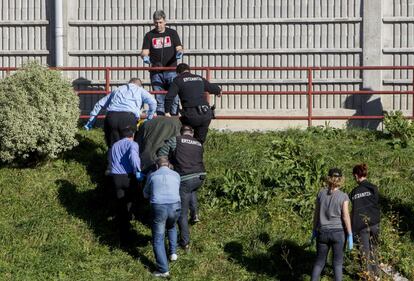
[
  {"x1": 156, "y1": 156, "x2": 170, "y2": 168},
  {"x1": 176, "y1": 63, "x2": 190, "y2": 74},
  {"x1": 180, "y1": 125, "x2": 194, "y2": 135},
  {"x1": 120, "y1": 125, "x2": 136, "y2": 139},
  {"x1": 129, "y1": 78, "x2": 142, "y2": 85},
  {"x1": 353, "y1": 163, "x2": 368, "y2": 177},
  {"x1": 153, "y1": 10, "x2": 166, "y2": 21}
]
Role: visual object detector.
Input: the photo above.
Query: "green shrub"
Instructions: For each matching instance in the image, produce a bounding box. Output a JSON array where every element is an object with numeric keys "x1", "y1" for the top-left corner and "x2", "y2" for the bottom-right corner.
[
  {"x1": 0, "y1": 61, "x2": 79, "y2": 163},
  {"x1": 207, "y1": 168, "x2": 274, "y2": 209},
  {"x1": 204, "y1": 136, "x2": 327, "y2": 214},
  {"x1": 383, "y1": 110, "x2": 414, "y2": 148},
  {"x1": 262, "y1": 137, "x2": 327, "y2": 217}
]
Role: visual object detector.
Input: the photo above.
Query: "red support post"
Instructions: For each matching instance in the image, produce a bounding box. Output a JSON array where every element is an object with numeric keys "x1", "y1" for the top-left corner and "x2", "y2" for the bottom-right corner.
[
  {"x1": 205, "y1": 68, "x2": 212, "y2": 104},
  {"x1": 412, "y1": 68, "x2": 414, "y2": 119},
  {"x1": 307, "y1": 68, "x2": 313, "y2": 127},
  {"x1": 105, "y1": 68, "x2": 110, "y2": 95}
]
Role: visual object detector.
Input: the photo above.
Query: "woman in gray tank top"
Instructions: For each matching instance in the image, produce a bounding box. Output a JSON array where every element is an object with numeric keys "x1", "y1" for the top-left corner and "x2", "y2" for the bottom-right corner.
[{"x1": 310, "y1": 168, "x2": 353, "y2": 281}]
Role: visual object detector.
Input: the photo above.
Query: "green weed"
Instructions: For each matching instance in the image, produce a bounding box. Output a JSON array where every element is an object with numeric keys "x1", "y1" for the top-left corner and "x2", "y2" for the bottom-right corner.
[{"x1": 0, "y1": 128, "x2": 413, "y2": 280}]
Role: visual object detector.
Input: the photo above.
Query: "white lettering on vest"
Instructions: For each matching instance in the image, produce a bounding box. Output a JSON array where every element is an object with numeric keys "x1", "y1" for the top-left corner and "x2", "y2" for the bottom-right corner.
[
  {"x1": 181, "y1": 138, "x2": 202, "y2": 146},
  {"x1": 183, "y1": 77, "x2": 203, "y2": 82},
  {"x1": 352, "y1": 191, "x2": 372, "y2": 200}
]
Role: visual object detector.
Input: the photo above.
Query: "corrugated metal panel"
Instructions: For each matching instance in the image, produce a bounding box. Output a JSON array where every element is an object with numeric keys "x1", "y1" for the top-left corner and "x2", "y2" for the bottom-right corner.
[
  {"x1": 0, "y1": 0, "x2": 50, "y2": 78},
  {"x1": 382, "y1": 0, "x2": 414, "y2": 112},
  {"x1": 68, "y1": 0, "x2": 363, "y2": 114}
]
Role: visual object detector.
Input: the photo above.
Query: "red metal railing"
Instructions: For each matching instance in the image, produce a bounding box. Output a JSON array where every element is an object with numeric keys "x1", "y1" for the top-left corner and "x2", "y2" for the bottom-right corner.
[{"x1": 1, "y1": 66, "x2": 414, "y2": 127}]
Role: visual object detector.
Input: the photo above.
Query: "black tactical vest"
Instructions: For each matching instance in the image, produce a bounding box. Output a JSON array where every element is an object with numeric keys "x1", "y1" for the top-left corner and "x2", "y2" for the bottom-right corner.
[{"x1": 173, "y1": 135, "x2": 205, "y2": 175}]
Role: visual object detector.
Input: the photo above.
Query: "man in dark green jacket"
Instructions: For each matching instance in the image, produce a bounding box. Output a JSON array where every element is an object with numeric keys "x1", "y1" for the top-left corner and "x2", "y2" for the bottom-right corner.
[{"x1": 134, "y1": 116, "x2": 181, "y2": 173}]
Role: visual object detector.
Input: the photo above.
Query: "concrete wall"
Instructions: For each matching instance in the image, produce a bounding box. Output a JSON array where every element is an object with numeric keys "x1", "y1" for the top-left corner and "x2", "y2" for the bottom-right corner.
[
  {"x1": 0, "y1": 0, "x2": 51, "y2": 70},
  {"x1": 0, "y1": 0, "x2": 413, "y2": 129},
  {"x1": 65, "y1": 0, "x2": 363, "y2": 121},
  {"x1": 383, "y1": 0, "x2": 414, "y2": 114}
]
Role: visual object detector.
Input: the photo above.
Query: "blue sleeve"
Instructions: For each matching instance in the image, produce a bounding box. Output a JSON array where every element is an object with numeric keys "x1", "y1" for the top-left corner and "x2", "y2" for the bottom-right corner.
[
  {"x1": 175, "y1": 172, "x2": 181, "y2": 182},
  {"x1": 129, "y1": 142, "x2": 141, "y2": 173},
  {"x1": 89, "y1": 93, "x2": 112, "y2": 117},
  {"x1": 141, "y1": 89, "x2": 157, "y2": 119},
  {"x1": 143, "y1": 175, "x2": 151, "y2": 199}
]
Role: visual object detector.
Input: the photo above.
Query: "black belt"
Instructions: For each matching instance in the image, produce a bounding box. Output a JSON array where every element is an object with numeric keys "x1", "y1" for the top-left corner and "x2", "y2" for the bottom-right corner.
[
  {"x1": 183, "y1": 105, "x2": 210, "y2": 114},
  {"x1": 107, "y1": 111, "x2": 135, "y2": 116}
]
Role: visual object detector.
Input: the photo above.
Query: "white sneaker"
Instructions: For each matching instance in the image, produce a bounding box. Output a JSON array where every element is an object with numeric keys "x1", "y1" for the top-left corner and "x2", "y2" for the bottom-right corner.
[
  {"x1": 153, "y1": 271, "x2": 170, "y2": 278},
  {"x1": 169, "y1": 253, "x2": 178, "y2": 261}
]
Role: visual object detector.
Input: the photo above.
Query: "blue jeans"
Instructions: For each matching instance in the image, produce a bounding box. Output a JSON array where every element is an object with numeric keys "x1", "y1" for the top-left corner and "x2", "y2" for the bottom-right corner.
[
  {"x1": 178, "y1": 176, "x2": 204, "y2": 246},
  {"x1": 151, "y1": 202, "x2": 181, "y2": 273},
  {"x1": 311, "y1": 229, "x2": 345, "y2": 281},
  {"x1": 150, "y1": 71, "x2": 179, "y2": 115}
]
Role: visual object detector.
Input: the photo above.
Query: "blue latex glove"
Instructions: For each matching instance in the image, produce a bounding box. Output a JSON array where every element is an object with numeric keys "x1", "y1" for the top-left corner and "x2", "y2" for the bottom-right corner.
[
  {"x1": 347, "y1": 234, "x2": 353, "y2": 250},
  {"x1": 312, "y1": 230, "x2": 318, "y2": 240},
  {"x1": 309, "y1": 229, "x2": 318, "y2": 244},
  {"x1": 142, "y1": 56, "x2": 151, "y2": 64},
  {"x1": 175, "y1": 52, "x2": 183, "y2": 60},
  {"x1": 136, "y1": 171, "x2": 146, "y2": 182},
  {"x1": 84, "y1": 116, "x2": 96, "y2": 131}
]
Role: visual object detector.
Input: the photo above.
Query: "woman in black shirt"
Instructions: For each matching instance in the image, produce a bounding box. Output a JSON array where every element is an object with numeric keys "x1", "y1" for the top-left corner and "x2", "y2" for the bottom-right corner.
[{"x1": 350, "y1": 163, "x2": 381, "y2": 279}]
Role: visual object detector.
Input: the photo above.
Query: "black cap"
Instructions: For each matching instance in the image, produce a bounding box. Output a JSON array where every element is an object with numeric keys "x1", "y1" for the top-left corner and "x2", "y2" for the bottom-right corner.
[{"x1": 328, "y1": 168, "x2": 342, "y2": 177}]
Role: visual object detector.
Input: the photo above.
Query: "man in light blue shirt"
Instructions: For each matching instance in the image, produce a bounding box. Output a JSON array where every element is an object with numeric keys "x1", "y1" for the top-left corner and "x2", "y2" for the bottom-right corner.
[
  {"x1": 143, "y1": 156, "x2": 181, "y2": 278},
  {"x1": 84, "y1": 78, "x2": 157, "y2": 148}
]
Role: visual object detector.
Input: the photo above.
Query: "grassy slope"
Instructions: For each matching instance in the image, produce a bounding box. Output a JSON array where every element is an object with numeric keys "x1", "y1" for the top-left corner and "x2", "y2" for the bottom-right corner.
[{"x1": 0, "y1": 129, "x2": 413, "y2": 281}]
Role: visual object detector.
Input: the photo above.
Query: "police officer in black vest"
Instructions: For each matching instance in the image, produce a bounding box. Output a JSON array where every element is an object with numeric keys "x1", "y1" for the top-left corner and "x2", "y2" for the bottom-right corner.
[
  {"x1": 157, "y1": 125, "x2": 205, "y2": 250},
  {"x1": 164, "y1": 63, "x2": 222, "y2": 144}
]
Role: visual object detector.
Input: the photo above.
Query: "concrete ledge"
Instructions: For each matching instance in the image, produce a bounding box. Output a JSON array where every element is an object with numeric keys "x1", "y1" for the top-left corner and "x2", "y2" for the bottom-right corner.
[
  {"x1": 211, "y1": 108, "x2": 358, "y2": 131},
  {"x1": 210, "y1": 119, "x2": 356, "y2": 131}
]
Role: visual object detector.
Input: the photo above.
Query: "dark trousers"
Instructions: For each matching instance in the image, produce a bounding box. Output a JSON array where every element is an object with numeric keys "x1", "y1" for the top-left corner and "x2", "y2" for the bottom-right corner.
[
  {"x1": 180, "y1": 107, "x2": 212, "y2": 144},
  {"x1": 311, "y1": 229, "x2": 345, "y2": 281},
  {"x1": 178, "y1": 176, "x2": 204, "y2": 246},
  {"x1": 189, "y1": 191, "x2": 198, "y2": 219},
  {"x1": 104, "y1": 111, "x2": 137, "y2": 148},
  {"x1": 112, "y1": 174, "x2": 138, "y2": 245},
  {"x1": 356, "y1": 224, "x2": 380, "y2": 277}
]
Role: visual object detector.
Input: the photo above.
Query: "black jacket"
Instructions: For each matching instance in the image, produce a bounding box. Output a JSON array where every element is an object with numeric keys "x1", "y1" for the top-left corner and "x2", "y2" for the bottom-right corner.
[
  {"x1": 165, "y1": 72, "x2": 221, "y2": 113},
  {"x1": 173, "y1": 135, "x2": 205, "y2": 176},
  {"x1": 349, "y1": 180, "x2": 380, "y2": 233}
]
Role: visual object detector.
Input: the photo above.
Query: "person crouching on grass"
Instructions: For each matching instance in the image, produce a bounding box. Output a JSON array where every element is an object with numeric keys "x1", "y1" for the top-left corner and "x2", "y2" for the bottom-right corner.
[
  {"x1": 143, "y1": 156, "x2": 181, "y2": 278},
  {"x1": 311, "y1": 168, "x2": 353, "y2": 281}
]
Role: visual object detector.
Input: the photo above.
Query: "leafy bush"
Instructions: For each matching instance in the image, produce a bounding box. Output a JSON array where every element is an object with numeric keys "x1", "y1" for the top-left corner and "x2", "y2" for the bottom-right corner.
[
  {"x1": 0, "y1": 62, "x2": 79, "y2": 163},
  {"x1": 262, "y1": 137, "x2": 327, "y2": 217},
  {"x1": 207, "y1": 168, "x2": 274, "y2": 209},
  {"x1": 205, "y1": 136, "x2": 327, "y2": 214},
  {"x1": 383, "y1": 110, "x2": 414, "y2": 148}
]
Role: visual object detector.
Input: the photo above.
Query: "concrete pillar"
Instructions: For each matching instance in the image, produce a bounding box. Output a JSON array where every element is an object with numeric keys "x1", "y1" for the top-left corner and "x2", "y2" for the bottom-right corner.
[{"x1": 362, "y1": 0, "x2": 384, "y2": 129}]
